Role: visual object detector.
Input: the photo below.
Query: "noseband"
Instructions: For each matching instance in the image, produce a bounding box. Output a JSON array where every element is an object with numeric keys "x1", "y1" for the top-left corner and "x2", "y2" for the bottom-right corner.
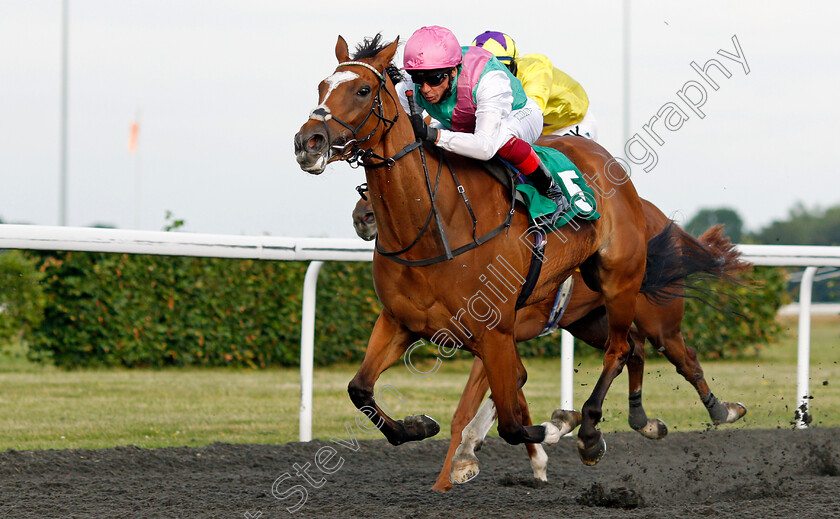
[{"x1": 308, "y1": 61, "x2": 400, "y2": 168}]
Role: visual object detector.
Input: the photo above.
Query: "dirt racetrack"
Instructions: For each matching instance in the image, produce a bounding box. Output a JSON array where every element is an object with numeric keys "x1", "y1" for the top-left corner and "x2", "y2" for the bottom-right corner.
[{"x1": 1, "y1": 427, "x2": 838, "y2": 518}]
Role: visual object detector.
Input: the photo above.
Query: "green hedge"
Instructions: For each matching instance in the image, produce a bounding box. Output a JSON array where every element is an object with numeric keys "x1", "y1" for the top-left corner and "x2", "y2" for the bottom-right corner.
[
  {"x1": 24, "y1": 251, "x2": 786, "y2": 368},
  {"x1": 0, "y1": 251, "x2": 46, "y2": 346},
  {"x1": 26, "y1": 252, "x2": 379, "y2": 368},
  {"x1": 681, "y1": 267, "x2": 789, "y2": 359}
]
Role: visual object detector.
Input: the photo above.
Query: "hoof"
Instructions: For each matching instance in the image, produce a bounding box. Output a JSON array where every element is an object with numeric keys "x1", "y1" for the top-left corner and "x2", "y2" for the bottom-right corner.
[
  {"x1": 541, "y1": 409, "x2": 582, "y2": 446},
  {"x1": 577, "y1": 435, "x2": 607, "y2": 466},
  {"x1": 402, "y1": 414, "x2": 440, "y2": 441},
  {"x1": 633, "y1": 418, "x2": 668, "y2": 440},
  {"x1": 530, "y1": 444, "x2": 548, "y2": 482},
  {"x1": 450, "y1": 446, "x2": 480, "y2": 484},
  {"x1": 714, "y1": 402, "x2": 747, "y2": 425}
]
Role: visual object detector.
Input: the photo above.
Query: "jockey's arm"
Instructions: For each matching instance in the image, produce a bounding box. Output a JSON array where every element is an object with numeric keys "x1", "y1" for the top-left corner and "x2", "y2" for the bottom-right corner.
[{"x1": 435, "y1": 70, "x2": 512, "y2": 161}]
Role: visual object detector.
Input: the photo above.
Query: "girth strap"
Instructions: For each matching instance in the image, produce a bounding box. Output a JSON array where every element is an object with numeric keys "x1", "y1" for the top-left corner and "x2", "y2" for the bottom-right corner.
[{"x1": 515, "y1": 229, "x2": 547, "y2": 308}]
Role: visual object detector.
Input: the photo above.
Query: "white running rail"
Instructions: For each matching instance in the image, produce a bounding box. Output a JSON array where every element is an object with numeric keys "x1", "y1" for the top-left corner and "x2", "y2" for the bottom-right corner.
[{"x1": 0, "y1": 225, "x2": 836, "y2": 437}]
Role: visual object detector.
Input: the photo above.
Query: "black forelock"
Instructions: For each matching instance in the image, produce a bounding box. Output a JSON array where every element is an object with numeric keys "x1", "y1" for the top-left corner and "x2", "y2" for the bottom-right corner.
[
  {"x1": 352, "y1": 33, "x2": 403, "y2": 85},
  {"x1": 352, "y1": 33, "x2": 388, "y2": 59}
]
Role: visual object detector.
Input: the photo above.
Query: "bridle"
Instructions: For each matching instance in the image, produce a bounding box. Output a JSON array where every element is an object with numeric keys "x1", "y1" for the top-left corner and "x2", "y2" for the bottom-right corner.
[
  {"x1": 311, "y1": 60, "x2": 516, "y2": 267},
  {"x1": 307, "y1": 61, "x2": 404, "y2": 169}
]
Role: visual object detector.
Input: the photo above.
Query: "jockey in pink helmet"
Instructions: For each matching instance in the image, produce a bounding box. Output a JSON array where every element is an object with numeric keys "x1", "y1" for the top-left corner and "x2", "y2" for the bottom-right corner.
[{"x1": 400, "y1": 25, "x2": 570, "y2": 225}]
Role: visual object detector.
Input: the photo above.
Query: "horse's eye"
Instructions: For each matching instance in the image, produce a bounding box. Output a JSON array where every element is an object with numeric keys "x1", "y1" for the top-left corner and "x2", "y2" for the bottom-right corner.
[{"x1": 357, "y1": 86, "x2": 371, "y2": 97}]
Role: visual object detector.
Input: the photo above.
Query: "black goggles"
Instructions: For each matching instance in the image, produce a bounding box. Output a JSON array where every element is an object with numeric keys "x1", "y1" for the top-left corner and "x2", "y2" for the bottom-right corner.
[{"x1": 408, "y1": 70, "x2": 450, "y2": 87}]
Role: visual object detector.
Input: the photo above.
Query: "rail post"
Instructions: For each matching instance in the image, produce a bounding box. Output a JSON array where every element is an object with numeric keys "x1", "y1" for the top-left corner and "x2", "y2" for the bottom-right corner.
[
  {"x1": 795, "y1": 266, "x2": 817, "y2": 429},
  {"x1": 299, "y1": 260, "x2": 324, "y2": 441}
]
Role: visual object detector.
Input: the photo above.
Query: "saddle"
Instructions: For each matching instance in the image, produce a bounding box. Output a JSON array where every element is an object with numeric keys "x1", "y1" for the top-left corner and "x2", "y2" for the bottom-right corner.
[{"x1": 481, "y1": 145, "x2": 601, "y2": 229}]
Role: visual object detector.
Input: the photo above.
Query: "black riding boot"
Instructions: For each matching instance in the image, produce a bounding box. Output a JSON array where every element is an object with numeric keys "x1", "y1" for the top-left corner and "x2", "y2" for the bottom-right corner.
[{"x1": 527, "y1": 161, "x2": 571, "y2": 226}]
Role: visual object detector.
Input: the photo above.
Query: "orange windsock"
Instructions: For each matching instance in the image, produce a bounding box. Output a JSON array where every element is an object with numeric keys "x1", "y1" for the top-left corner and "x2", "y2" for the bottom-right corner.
[{"x1": 128, "y1": 121, "x2": 139, "y2": 153}]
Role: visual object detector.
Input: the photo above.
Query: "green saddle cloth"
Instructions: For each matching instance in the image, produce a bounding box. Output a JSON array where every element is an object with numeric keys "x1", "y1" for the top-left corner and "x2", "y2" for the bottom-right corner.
[{"x1": 515, "y1": 145, "x2": 601, "y2": 228}]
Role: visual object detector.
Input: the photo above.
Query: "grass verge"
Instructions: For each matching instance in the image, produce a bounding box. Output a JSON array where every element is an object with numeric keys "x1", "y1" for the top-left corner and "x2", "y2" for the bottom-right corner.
[{"x1": 0, "y1": 316, "x2": 837, "y2": 450}]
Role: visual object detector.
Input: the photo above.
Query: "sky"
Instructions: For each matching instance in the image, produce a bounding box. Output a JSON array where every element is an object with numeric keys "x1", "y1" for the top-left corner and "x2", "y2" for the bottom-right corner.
[{"x1": 1, "y1": 0, "x2": 838, "y2": 239}]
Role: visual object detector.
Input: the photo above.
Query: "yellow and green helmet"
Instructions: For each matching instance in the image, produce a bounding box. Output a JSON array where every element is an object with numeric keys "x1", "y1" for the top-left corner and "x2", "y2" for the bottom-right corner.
[{"x1": 471, "y1": 31, "x2": 519, "y2": 73}]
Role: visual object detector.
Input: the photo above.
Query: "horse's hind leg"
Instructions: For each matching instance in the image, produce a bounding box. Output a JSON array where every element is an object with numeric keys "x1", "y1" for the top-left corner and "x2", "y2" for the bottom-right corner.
[
  {"x1": 348, "y1": 311, "x2": 440, "y2": 446},
  {"x1": 433, "y1": 357, "x2": 489, "y2": 491},
  {"x1": 657, "y1": 331, "x2": 747, "y2": 425},
  {"x1": 450, "y1": 393, "x2": 496, "y2": 485},
  {"x1": 626, "y1": 330, "x2": 668, "y2": 439},
  {"x1": 634, "y1": 300, "x2": 747, "y2": 426},
  {"x1": 441, "y1": 357, "x2": 549, "y2": 488},
  {"x1": 449, "y1": 389, "x2": 549, "y2": 485},
  {"x1": 564, "y1": 309, "x2": 666, "y2": 439}
]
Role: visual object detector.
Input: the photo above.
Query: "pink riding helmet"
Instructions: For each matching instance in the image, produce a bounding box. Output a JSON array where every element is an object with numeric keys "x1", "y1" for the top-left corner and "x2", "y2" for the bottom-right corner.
[{"x1": 403, "y1": 26, "x2": 463, "y2": 70}]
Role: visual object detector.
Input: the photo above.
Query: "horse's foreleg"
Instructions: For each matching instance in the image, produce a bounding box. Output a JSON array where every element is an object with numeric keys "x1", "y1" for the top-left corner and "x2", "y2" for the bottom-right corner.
[
  {"x1": 658, "y1": 332, "x2": 747, "y2": 425},
  {"x1": 433, "y1": 357, "x2": 489, "y2": 491},
  {"x1": 626, "y1": 331, "x2": 668, "y2": 439},
  {"x1": 481, "y1": 337, "x2": 546, "y2": 445},
  {"x1": 348, "y1": 311, "x2": 440, "y2": 446}
]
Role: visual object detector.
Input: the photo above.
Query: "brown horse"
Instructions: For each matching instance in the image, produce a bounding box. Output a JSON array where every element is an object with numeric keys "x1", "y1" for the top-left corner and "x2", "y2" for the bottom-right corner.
[
  {"x1": 351, "y1": 192, "x2": 747, "y2": 490},
  {"x1": 296, "y1": 34, "x2": 716, "y2": 464}
]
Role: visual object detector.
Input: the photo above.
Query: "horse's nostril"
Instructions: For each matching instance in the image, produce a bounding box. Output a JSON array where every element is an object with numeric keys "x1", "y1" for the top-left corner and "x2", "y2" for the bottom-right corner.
[
  {"x1": 295, "y1": 132, "x2": 326, "y2": 155},
  {"x1": 307, "y1": 134, "x2": 326, "y2": 152}
]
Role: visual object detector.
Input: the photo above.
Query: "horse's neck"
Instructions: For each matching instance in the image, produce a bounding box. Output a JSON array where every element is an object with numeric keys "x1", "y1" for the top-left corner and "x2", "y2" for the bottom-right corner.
[{"x1": 364, "y1": 136, "x2": 446, "y2": 255}]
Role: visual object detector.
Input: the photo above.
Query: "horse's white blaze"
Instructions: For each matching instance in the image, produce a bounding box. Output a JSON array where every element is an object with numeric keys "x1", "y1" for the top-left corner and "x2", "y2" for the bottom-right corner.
[{"x1": 319, "y1": 70, "x2": 359, "y2": 107}]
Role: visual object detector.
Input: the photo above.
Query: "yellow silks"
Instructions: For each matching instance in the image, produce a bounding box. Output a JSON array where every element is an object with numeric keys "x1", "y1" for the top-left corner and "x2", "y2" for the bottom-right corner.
[{"x1": 516, "y1": 54, "x2": 589, "y2": 134}]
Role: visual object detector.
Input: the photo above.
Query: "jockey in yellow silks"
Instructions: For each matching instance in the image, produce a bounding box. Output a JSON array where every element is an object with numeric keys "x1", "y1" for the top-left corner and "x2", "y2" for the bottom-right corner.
[{"x1": 472, "y1": 31, "x2": 598, "y2": 141}]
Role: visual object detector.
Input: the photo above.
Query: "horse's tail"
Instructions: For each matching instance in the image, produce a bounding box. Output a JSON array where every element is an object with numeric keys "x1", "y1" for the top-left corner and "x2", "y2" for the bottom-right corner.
[{"x1": 640, "y1": 222, "x2": 750, "y2": 305}]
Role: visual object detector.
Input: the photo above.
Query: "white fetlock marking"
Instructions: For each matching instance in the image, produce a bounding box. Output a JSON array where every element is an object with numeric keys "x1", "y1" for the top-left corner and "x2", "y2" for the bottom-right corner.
[
  {"x1": 451, "y1": 399, "x2": 496, "y2": 485},
  {"x1": 541, "y1": 421, "x2": 561, "y2": 446},
  {"x1": 458, "y1": 398, "x2": 496, "y2": 456},
  {"x1": 530, "y1": 443, "x2": 548, "y2": 481}
]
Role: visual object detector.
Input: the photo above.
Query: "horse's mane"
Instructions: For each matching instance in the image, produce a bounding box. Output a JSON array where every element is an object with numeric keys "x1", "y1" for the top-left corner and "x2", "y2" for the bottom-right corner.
[{"x1": 352, "y1": 33, "x2": 403, "y2": 85}]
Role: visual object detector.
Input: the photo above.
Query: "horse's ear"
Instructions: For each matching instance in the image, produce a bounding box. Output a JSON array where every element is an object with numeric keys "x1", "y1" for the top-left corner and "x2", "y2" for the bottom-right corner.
[
  {"x1": 372, "y1": 37, "x2": 400, "y2": 70},
  {"x1": 335, "y1": 35, "x2": 350, "y2": 63}
]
